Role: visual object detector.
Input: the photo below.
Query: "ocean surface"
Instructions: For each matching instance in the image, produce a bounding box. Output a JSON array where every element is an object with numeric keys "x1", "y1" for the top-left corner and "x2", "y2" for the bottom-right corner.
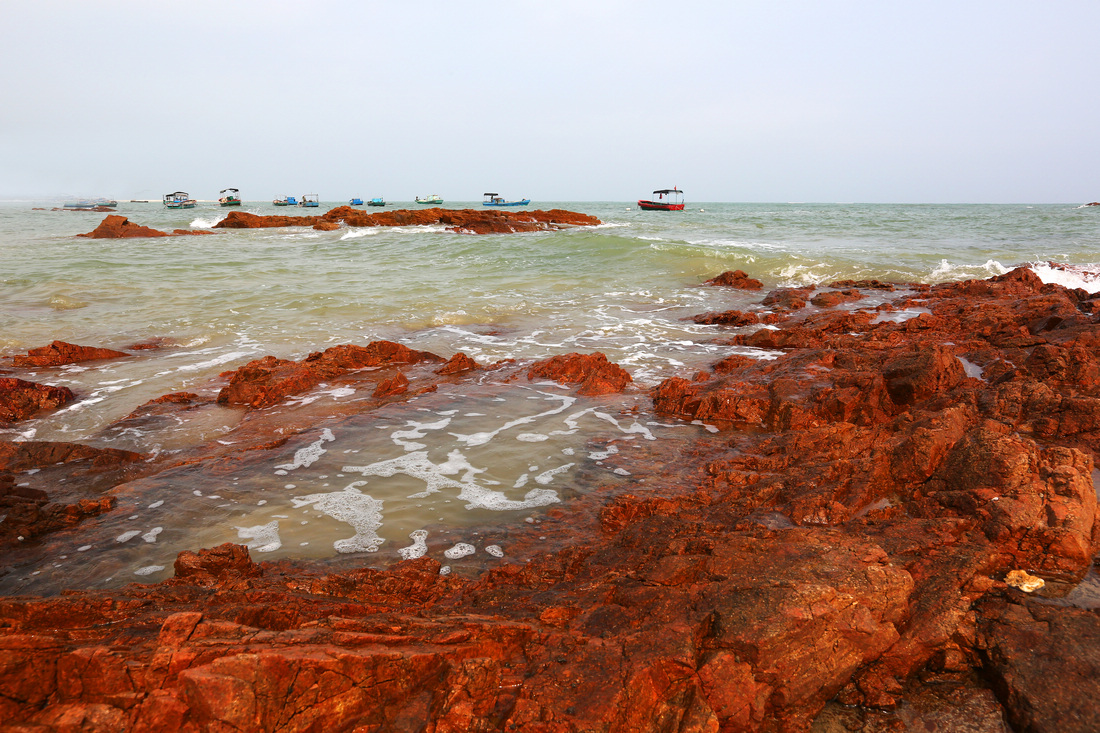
[{"x1": 2, "y1": 200, "x2": 1099, "y2": 593}]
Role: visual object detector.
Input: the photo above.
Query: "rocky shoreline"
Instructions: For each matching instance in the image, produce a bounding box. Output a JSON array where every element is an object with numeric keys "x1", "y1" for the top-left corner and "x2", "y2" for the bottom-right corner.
[{"x1": 1, "y1": 267, "x2": 1098, "y2": 731}]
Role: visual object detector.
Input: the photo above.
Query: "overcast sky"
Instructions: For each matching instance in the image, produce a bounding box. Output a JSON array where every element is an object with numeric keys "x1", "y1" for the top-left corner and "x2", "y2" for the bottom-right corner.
[{"x1": 2, "y1": 1, "x2": 1096, "y2": 203}]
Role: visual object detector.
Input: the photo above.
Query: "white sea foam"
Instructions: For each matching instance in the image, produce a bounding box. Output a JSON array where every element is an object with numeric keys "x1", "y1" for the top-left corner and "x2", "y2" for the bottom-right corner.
[
  {"x1": 397, "y1": 529, "x2": 429, "y2": 559},
  {"x1": 190, "y1": 215, "x2": 225, "y2": 228},
  {"x1": 141, "y1": 527, "x2": 162, "y2": 543},
  {"x1": 444, "y1": 542, "x2": 475, "y2": 559},
  {"x1": 236, "y1": 520, "x2": 282, "y2": 552},
  {"x1": 343, "y1": 449, "x2": 561, "y2": 511},
  {"x1": 392, "y1": 418, "x2": 452, "y2": 451},
  {"x1": 484, "y1": 544, "x2": 504, "y2": 558},
  {"x1": 1029, "y1": 262, "x2": 1100, "y2": 294},
  {"x1": 154, "y1": 350, "x2": 256, "y2": 377},
  {"x1": 292, "y1": 487, "x2": 384, "y2": 553},
  {"x1": 340, "y1": 228, "x2": 377, "y2": 240},
  {"x1": 450, "y1": 391, "x2": 575, "y2": 447},
  {"x1": 275, "y1": 428, "x2": 335, "y2": 471},
  {"x1": 134, "y1": 565, "x2": 165, "y2": 576},
  {"x1": 115, "y1": 530, "x2": 142, "y2": 543}
]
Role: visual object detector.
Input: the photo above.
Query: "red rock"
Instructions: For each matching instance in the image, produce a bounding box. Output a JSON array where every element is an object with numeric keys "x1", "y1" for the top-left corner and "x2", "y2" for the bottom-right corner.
[
  {"x1": 217, "y1": 341, "x2": 442, "y2": 408},
  {"x1": 126, "y1": 337, "x2": 178, "y2": 351},
  {"x1": 3, "y1": 265, "x2": 1100, "y2": 730},
  {"x1": 691, "y1": 309, "x2": 761, "y2": 326},
  {"x1": 0, "y1": 377, "x2": 75, "y2": 421},
  {"x1": 77, "y1": 215, "x2": 214, "y2": 238},
  {"x1": 373, "y1": 371, "x2": 409, "y2": 397},
  {"x1": 810, "y1": 288, "x2": 865, "y2": 308},
  {"x1": 761, "y1": 286, "x2": 816, "y2": 312},
  {"x1": 435, "y1": 352, "x2": 480, "y2": 375},
  {"x1": 11, "y1": 340, "x2": 130, "y2": 368},
  {"x1": 703, "y1": 270, "x2": 764, "y2": 289},
  {"x1": 214, "y1": 207, "x2": 601, "y2": 235},
  {"x1": 172, "y1": 543, "x2": 264, "y2": 587},
  {"x1": 977, "y1": 596, "x2": 1100, "y2": 733},
  {"x1": 527, "y1": 352, "x2": 632, "y2": 396}
]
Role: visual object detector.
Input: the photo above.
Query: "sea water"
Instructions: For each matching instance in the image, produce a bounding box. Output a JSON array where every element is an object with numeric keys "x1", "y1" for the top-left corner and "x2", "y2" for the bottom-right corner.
[{"x1": 2, "y1": 200, "x2": 1098, "y2": 593}]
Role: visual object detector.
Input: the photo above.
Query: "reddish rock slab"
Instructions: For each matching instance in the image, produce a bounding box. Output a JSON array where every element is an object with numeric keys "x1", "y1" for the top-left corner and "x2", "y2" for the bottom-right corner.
[
  {"x1": 0, "y1": 377, "x2": 75, "y2": 421},
  {"x1": 703, "y1": 270, "x2": 764, "y2": 289},
  {"x1": 527, "y1": 352, "x2": 633, "y2": 396},
  {"x1": 10, "y1": 340, "x2": 130, "y2": 368},
  {"x1": 977, "y1": 595, "x2": 1100, "y2": 733},
  {"x1": 810, "y1": 288, "x2": 865, "y2": 308},
  {"x1": 77, "y1": 214, "x2": 214, "y2": 238},
  {"x1": 217, "y1": 341, "x2": 443, "y2": 408},
  {"x1": 435, "y1": 352, "x2": 480, "y2": 375},
  {"x1": 691, "y1": 309, "x2": 762, "y2": 326},
  {"x1": 214, "y1": 207, "x2": 601, "y2": 235}
]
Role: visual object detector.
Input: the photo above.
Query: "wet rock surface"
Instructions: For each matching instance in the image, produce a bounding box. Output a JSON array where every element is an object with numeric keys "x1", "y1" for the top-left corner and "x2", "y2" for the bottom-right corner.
[
  {"x1": 77, "y1": 214, "x2": 214, "y2": 238},
  {"x1": 0, "y1": 378, "x2": 75, "y2": 422},
  {"x1": 214, "y1": 206, "x2": 602, "y2": 235},
  {"x1": 1, "y1": 267, "x2": 1099, "y2": 731},
  {"x1": 9, "y1": 340, "x2": 130, "y2": 368}
]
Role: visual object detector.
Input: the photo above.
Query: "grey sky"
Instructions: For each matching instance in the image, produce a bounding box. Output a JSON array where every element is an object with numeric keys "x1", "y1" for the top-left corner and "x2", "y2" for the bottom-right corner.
[{"x1": 2, "y1": 1, "x2": 1096, "y2": 203}]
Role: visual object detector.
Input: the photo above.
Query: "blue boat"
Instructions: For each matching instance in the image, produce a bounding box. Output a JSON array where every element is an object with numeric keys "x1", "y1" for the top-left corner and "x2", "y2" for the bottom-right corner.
[
  {"x1": 483, "y1": 193, "x2": 530, "y2": 207},
  {"x1": 367, "y1": 197, "x2": 386, "y2": 207},
  {"x1": 273, "y1": 195, "x2": 297, "y2": 206},
  {"x1": 299, "y1": 194, "x2": 320, "y2": 208},
  {"x1": 349, "y1": 198, "x2": 364, "y2": 206}
]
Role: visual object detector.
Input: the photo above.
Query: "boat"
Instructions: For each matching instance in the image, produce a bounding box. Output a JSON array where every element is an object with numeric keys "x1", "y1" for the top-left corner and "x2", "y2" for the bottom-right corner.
[
  {"x1": 299, "y1": 194, "x2": 320, "y2": 208},
  {"x1": 273, "y1": 195, "x2": 297, "y2": 206},
  {"x1": 415, "y1": 194, "x2": 443, "y2": 205},
  {"x1": 483, "y1": 193, "x2": 530, "y2": 207},
  {"x1": 637, "y1": 188, "x2": 685, "y2": 211},
  {"x1": 62, "y1": 198, "x2": 118, "y2": 211},
  {"x1": 367, "y1": 197, "x2": 385, "y2": 207},
  {"x1": 218, "y1": 188, "x2": 242, "y2": 206},
  {"x1": 349, "y1": 198, "x2": 364, "y2": 206},
  {"x1": 163, "y1": 191, "x2": 197, "y2": 209}
]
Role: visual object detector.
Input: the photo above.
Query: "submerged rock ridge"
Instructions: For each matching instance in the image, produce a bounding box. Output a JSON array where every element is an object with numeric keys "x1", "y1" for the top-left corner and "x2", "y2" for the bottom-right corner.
[
  {"x1": 213, "y1": 206, "x2": 602, "y2": 234},
  {"x1": 1, "y1": 268, "x2": 1100, "y2": 731},
  {"x1": 77, "y1": 214, "x2": 214, "y2": 238}
]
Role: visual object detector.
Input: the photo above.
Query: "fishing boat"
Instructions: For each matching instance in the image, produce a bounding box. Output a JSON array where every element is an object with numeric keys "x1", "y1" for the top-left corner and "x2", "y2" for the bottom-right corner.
[
  {"x1": 367, "y1": 197, "x2": 385, "y2": 207},
  {"x1": 163, "y1": 191, "x2": 197, "y2": 209},
  {"x1": 273, "y1": 195, "x2": 297, "y2": 206},
  {"x1": 299, "y1": 194, "x2": 320, "y2": 208},
  {"x1": 637, "y1": 188, "x2": 685, "y2": 211},
  {"x1": 483, "y1": 193, "x2": 530, "y2": 207},
  {"x1": 218, "y1": 188, "x2": 242, "y2": 206},
  {"x1": 349, "y1": 198, "x2": 364, "y2": 206},
  {"x1": 415, "y1": 194, "x2": 443, "y2": 205}
]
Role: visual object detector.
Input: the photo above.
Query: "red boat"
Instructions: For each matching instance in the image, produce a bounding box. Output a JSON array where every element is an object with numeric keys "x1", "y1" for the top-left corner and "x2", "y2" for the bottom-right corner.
[{"x1": 637, "y1": 187, "x2": 685, "y2": 211}]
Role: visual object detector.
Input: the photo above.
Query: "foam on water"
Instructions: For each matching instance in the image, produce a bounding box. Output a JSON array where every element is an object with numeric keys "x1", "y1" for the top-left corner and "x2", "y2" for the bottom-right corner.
[
  {"x1": 1029, "y1": 262, "x2": 1100, "y2": 293},
  {"x1": 275, "y1": 428, "x2": 336, "y2": 470},
  {"x1": 236, "y1": 520, "x2": 283, "y2": 552},
  {"x1": 291, "y1": 486, "x2": 383, "y2": 553},
  {"x1": 397, "y1": 529, "x2": 429, "y2": 559},
  {"x1": 189, "y1": 215, "x2": 225, "y2": 228}
]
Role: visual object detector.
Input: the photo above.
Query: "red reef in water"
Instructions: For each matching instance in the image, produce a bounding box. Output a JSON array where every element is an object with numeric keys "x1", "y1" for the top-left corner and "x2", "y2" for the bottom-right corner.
[
  {"x1": 1, "y1": 268, "x2": 1100, "y2": 731},
  {"x1": 77, "y1": 214, "x2": 215, "y2": 239},
  {"x1": 0, "y1": 378, "x2": 75, "y2": 422},
  {"x1": 9, "y1": 340, "x2": 130, "y2": 368},
  {"x1": 704, "y1": 269, "x2": 764, "y2": 289},
  {"x1": 214, "y1": 206, "x2": 602, "y2": 235}
]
